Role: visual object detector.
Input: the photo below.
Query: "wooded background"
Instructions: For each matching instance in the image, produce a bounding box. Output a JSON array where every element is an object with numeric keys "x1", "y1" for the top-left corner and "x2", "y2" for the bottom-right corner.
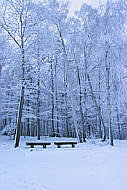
[{"x1": 0, "y1": 0, "x2": 127, "y2": 146}]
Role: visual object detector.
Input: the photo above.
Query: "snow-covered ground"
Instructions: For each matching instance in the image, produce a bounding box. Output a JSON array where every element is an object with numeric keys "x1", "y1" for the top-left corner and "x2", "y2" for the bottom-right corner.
[{"x1": 0, "y1": 136, "x2": 127, "y2": 190}]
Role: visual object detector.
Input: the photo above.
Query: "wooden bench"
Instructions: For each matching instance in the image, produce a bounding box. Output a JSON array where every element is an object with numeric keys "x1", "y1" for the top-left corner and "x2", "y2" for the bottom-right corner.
[
  {"x1": 26, "y1": 142, "x2": 51, "y2": 149},
  {"x1": 54, "y1": 142, "x2": 77, "y2": 148}
]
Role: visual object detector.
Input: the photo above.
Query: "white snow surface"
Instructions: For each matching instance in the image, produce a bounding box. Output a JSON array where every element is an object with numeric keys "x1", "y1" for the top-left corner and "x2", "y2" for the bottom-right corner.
[{"x1": 0, "y1": 136, "x2": 127, "y2": 190}]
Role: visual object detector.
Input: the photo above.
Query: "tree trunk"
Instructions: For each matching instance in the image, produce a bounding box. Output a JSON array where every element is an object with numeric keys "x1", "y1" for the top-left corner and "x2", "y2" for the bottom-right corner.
[
  {"x1": 15, "y1": 14, "x2": 25, "y2": 147},
  {"x1": 105, "y1": 48, "x2": 113, "y2": 146},
  {"x1": 83, "y1": 53, "x2": 106, "y2": 141},
  {"x1": 77, "y1": 65, "x2": 86, "y2": 142},
  {"x1": 116, "y1": 106, "x2": 121, "y2": 140},
  {"x1": 98, "y1": 66, "x2": 102, "y2": 138},
  {"x1": 15, "y1": 85, "x2": 25, "y2": 148},
  {"x1": 54, "y1": 60, "x2": 59, "y2": 136},
  {"x1": 69, "y1": 85, "x2": 82, "y2": 143},
  {"x1": 37, "y1": 45, "x2": 41, "y2": 140},
  {"x1": 107, "y1": 79, "x2": 113, "y2": 146},
  {"x1": 27, "y1": 94, "x2": 30, "y2": 136},
  {"x1": 56, "y1": 24, "x2": 69, "y2": 137},
  {"x1": 51, "y1": 61, "x2": 55, "y2": 137}
]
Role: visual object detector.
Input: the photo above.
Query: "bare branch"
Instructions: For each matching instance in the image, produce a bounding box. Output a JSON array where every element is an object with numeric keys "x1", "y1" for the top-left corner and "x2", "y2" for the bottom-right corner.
[{"x1": 0, "y1": 23, "x2": 21, "y2": 48}]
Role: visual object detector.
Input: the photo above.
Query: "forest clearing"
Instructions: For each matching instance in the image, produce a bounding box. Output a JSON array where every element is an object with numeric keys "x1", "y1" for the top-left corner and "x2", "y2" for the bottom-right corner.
[{"x1": 0, "y1": 136, "x2": 127, "y2": 190}]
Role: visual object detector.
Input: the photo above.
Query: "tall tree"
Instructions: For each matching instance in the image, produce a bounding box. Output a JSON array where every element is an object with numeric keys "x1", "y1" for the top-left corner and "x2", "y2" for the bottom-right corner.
[{"x1": 0, "y1": 0, "x2": 37, "y2": 147}]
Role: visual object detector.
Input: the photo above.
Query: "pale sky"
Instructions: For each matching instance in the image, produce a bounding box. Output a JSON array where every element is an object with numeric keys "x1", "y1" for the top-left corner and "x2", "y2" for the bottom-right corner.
[{"x1": 69, "y1": 0, "x2": 107, "y2": 15}]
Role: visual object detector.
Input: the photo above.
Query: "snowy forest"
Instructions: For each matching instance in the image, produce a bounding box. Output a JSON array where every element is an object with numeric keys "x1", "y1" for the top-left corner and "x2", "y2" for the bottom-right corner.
[{"x1": 0, "y1": 0, "x2": 127, "y2": 147}]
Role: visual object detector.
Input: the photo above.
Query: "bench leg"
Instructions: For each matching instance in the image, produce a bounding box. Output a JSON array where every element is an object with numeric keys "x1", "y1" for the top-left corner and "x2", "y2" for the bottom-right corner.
[
  {"x1": 57, "y1": 145, "x2": 61, "y2": 148},
  {"x1": 72, "y1": 144, "x2": 75, "y2": 148},
  {"x1": 30, "y1": 145, "x2": 34, "y2": 148},
  {"x1": 43, "y1": 145, "x2": 46, "y2": 149}
]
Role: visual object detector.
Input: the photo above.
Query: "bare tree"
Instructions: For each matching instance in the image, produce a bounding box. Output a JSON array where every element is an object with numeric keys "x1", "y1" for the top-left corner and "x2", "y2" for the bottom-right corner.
[{"x1": 0, "y1": 0, "x2": 36, "y2": 147}]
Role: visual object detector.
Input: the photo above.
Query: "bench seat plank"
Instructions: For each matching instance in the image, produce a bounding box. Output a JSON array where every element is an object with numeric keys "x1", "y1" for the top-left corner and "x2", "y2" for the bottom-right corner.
[
  {"x1": 26, "y1": 142, "x2": 51, "y2": 149},
  {"x1": 54, "y1": 142, "x2": 77, "y2": 148}
]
